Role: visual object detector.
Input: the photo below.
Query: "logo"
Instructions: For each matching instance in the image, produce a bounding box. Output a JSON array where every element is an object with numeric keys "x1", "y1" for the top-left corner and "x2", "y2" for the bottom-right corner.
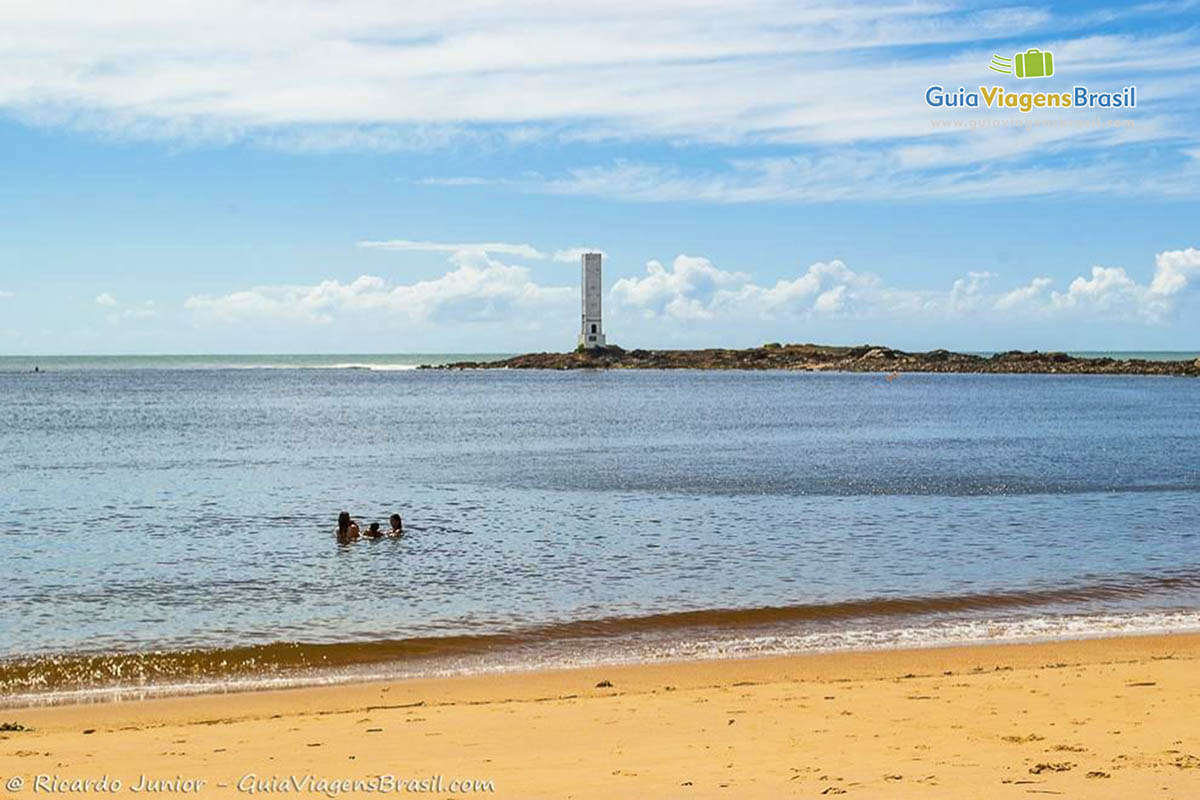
[
  {"x1": 990, "y1": 49, "x2": 1055, "y2": 79},
  {"x1": 924, "y1": 48, "x2": 1136, "y2": 113}
]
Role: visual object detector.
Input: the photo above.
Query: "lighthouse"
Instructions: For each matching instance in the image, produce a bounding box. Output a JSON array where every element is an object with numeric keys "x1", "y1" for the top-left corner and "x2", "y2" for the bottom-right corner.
[{"x1": 578, "y1": 252, "x2": 606, "y2": 349}]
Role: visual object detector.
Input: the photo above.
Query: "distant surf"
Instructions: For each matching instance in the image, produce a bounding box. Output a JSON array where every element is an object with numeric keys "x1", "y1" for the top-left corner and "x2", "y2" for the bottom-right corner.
[{"x1": 0, "y1": 353, "x2": 512, "y2": 372}]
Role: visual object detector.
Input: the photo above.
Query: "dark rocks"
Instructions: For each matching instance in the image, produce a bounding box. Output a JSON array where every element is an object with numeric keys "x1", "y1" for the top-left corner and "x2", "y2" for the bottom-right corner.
[
  {"x1": 1030, "y1": 762, "x2": 1074, "y2": 774},
  {"x1": 435, "y1": 344, "x2": 1200, "y2": 377}
]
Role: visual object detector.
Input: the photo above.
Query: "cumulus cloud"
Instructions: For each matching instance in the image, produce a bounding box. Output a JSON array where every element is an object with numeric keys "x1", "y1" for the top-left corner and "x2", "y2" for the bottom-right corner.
[
  {"x1": 185, "y1": 251, "x2": 572, "y2": 325},
  {"x1": 611, "y1": 249, "x2": 1200, "y2": 324},
  {"x1": 613, "y1": 256, "x2": 930, "y2": 320},
  {"x1": 994, "y1": 277, "x2": 1054, "y2": 311},
  {"x1": 947, "y1": 271, "x2": 996, "y2": 314},
  {"x1": 356, "y1": 240, "x2": 545, "y2": 259},
  {"x1": 182, "y1": 245, "x2": 1200, "y2": 332},
  {"x1": 95, "y1": 292, "x2": 118, "y2": 306},
  {"x1": 1054, "y1": 267, "x2": 1148, "y2": 315},
  {"x1": 989, "y1": 249, "x2": 1200, "y2": 323},
  {"x1": 1149, "y1": 247, "x2": 1200, "y2": 295},
  {"x1": 612, "y1": 256, "x2": 751, "y2": 320}
]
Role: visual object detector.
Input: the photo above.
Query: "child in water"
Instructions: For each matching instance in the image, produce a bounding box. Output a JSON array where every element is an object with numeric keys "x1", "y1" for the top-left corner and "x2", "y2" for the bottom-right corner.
[{"x1": 365, "y1": 522, "x2": 384, "y2": 539}]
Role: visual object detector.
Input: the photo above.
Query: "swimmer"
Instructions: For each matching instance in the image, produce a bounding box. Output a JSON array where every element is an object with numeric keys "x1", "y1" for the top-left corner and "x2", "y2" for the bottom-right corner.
[
  {"x1": 389, "y1": 514, "x2": 404, "y2": 536},
  {"x1": 336, "y1": 511, "x2": 358, "y2": 543},
  {"x1": 365, "y1": 522, "x2": 384, "y2": 539}
]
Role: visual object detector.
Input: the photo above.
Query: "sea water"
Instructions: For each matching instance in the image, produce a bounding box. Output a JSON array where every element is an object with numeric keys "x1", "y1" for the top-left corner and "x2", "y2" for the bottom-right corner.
[{"x1": 1, "y1": 359, "x2": 1198, "y2": 704}]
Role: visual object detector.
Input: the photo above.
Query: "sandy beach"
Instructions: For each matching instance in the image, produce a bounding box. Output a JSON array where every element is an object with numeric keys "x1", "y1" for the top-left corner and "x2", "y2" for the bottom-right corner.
[{"x1": 2, "y1": 633, "x2": 1197, "y2": 798}]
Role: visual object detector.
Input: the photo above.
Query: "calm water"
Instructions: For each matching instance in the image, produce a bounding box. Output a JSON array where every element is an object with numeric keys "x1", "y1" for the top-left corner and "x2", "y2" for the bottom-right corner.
[{"x1": 1, "y1": 360, "x2": 1199, "y2": 703}]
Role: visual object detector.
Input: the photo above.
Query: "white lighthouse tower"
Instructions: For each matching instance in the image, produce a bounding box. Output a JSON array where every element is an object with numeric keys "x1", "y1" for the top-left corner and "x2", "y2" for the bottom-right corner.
[{"x1": 578, "y1": 252, "x2": 606, "y2": 349}]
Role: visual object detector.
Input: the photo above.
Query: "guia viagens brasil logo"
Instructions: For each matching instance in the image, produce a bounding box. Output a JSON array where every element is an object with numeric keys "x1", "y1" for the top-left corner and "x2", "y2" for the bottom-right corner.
[
  {"x1": 926, "y1": 48, "x2": 1136, "y2": 113},
  {"x1": 990, "y1": 48, "x2": 1054, "y2": 79}
]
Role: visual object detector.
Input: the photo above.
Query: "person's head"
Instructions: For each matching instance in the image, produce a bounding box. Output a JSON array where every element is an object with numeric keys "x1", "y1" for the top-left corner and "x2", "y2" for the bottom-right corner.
[
  {"x1": 390, "y1": 513, "x2": 402, "y2": 530},
  {"x1": 337, "y1": 511, "x2": 350, "y2": 534},
  {"x1": 368, "y1": 522, "x2": 380, "y2": 533}
]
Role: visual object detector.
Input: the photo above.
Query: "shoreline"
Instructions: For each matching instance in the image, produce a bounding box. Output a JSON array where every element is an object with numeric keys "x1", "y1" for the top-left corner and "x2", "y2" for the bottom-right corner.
[
  {"x1": 3, "y1": 633, "x2": 1197, "y2": 797},
  {"x1": 6, "y1": 602, "x2": 1200, "y2": 710},
  {"x1": 6, "y1": 619, "x2": 1200, "y2": 708},
  {"x1": 435, "y1": 343, "x2": 1200, "y2": 375}
]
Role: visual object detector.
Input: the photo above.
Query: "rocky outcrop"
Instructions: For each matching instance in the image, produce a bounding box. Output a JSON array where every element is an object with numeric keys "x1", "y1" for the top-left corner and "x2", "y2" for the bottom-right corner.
[{"x1": 429, "y1": 343, "x2": 1200, "y2": 376}]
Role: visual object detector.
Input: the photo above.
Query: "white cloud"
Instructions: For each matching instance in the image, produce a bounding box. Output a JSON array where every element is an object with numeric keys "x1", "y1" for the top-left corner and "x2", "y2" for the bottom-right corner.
[
  {"x1": 948, "y1": 271, "x2": 996, "y2": 314},
  {"x1": 989, "y1": 249, "x2": 1200, "y2": 322},
  {"x1": 611, "y1": 249, "x2": 1200, "y2": 324},
  {"x1": 614, "y1": 256, "x2": 946, "y2": 321},
  {"x1": 0, "y1": 3, "x2": 1196, "y2": 179},
  {"x1": 356, "y1": 240, "x2": 546, "y2": 259},
  {"x1": 0, "y1": 290, "x2": 13, "y2": 299},
  {"x1": 512, "y1": 149, "x2": 1200, "y2": 204},
  {"x1": 103, "y1": 299, "x2": 159, "y2": 324},
  {"x1": 0, "y1": 1, "x2": 1055, "y2": 147},
  {"x1": 995, "y1": 277, "x2": 1054, "y2": 310},
  {"x1": 185, "y1": 250, "x2": 572, "y2": 325},
  {"x1": 1053, "y1": 267, "x2": 1146, "y2": 315},
  {"x1": 552, "y1": 247, "x2": 606, "y2": 263},
  {"x1": 180, "y1": 243, "x2": 1200, "y2": 333},
  {"x1": 1149, "y1": 247, "x2": 1200, "y2": 295},
  {"x1": 612, "y1": 256, "x2": 751, "y2": 320},
  {"x1": 95, "y1": 292, "x2": 118, "y2": 306}
]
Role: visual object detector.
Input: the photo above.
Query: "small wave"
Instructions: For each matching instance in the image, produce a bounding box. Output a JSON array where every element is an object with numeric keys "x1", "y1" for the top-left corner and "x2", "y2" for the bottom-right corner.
[
  {"x1": 309, "y1": 363, "x2": 422, "y2": 371},
  {"x1": 4, "y1": 568, "x2": 1200, "y2": 707},
  {"x1": 220, "y1": 362, "x2": 424, "y2": 371},
  {"x1": 3, "y1": 609, "x2": 1199, "y2": 709}
]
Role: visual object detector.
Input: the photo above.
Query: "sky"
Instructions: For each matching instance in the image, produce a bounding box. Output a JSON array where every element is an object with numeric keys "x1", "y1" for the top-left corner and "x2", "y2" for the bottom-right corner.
[{"x1": 0, "y1": 0, "x2": 1198, "y2": 355}]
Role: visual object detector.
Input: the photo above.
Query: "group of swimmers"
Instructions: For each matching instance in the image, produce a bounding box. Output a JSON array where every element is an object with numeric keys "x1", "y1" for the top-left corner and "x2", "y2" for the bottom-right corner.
[{"x1": 336, "y1": 510, "x2": 403, "y2": 543}]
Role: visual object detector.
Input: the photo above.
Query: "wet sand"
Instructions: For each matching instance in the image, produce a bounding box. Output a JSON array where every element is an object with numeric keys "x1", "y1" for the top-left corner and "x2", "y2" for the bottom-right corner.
[{"x1": 2, "y1": 633, "x2": 1197, "y2": 798}]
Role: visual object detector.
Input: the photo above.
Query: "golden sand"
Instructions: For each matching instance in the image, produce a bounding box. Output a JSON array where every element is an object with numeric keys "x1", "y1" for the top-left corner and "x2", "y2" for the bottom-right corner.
[{"x1": 2, "y1": 634, "x2": 1198, "y2": 798}]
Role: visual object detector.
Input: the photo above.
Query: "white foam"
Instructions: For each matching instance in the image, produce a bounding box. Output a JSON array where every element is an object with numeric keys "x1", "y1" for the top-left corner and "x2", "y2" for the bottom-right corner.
[
  {"x1": 315, "y1": 363, "x2": 423, "y2": 371},
  {"x1": 6, "y1": 609, "x2": 1200, "y2": 709},
  {"x1": 222, "y1": 362, "x2": 425, "y2": 371}
]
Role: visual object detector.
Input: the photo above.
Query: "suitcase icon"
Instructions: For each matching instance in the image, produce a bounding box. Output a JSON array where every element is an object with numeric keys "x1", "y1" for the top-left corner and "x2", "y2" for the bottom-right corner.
[{"x1": 1014, "y1": 48, "x2": 1054, "y2": 78}]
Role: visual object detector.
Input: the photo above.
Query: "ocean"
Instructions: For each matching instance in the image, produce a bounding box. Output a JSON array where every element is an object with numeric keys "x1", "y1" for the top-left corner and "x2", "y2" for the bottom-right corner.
[{"x1": 2, "y1": 356, "x2": 1199, "y2": 706}]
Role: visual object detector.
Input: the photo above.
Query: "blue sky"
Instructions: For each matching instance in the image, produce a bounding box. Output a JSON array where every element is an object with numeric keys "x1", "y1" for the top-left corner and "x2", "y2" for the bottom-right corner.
[{"x1": 0, "y1": 0, "x2": 1198, "y2": 354}]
